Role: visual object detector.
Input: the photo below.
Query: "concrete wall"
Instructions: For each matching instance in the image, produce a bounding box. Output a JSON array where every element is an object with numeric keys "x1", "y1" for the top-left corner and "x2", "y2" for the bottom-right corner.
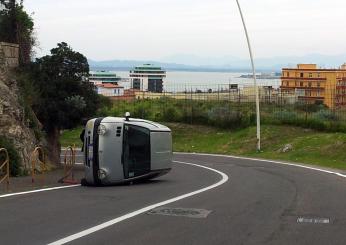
[{"x1": 0, "y1": 42, "x2": 19, "y2": 68}]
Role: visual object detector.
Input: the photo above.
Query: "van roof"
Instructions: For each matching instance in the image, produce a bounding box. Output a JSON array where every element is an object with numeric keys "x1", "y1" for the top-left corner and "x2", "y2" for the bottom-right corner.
[{"x1": 101, "y1": 117, "x2": 171, "y2": 132}]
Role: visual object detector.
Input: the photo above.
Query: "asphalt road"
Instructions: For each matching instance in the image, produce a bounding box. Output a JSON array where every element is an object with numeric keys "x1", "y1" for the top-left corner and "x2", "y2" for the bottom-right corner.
[{"x1": 2, "y1": 153, "x2": 346, "y2": 245}]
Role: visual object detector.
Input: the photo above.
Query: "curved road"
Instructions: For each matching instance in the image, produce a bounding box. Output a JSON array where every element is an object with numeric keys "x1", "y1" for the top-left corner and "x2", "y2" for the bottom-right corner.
[{"x1": 1, "y1": 153, "x2": 346, "y2": 245}]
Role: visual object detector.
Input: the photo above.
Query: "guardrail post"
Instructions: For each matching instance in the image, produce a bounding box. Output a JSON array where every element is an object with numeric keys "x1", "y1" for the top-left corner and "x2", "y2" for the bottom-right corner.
[
  {"x1": 59, "y1": 145, "x2": 78, "y2": 184},
  {"x1": 0, "y1": 148, "x2": 10, "y2": 190},
  {"x1": 31, "y1": 146, "x2": 46, "y2": 184}
]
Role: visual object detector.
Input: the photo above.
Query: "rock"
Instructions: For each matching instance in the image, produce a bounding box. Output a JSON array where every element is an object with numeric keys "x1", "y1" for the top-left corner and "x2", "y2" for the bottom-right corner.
[
  {"x1": 281, "y1": 144, "x2": 293, "y2": 153},
  {"x1": 0, "y1": 69, "x2": 38, "y2": 169}
]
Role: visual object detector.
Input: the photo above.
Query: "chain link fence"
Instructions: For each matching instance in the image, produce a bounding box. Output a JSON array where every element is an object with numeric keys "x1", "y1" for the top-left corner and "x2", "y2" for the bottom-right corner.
[{"x1": 100, "y1": 81, "x2": 346, "y2": 132}]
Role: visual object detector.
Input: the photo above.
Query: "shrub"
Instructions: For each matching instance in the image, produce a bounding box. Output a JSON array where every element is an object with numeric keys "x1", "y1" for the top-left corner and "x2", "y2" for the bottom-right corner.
[
  {"x1": 315, "y1": 110, "x2": 337, "y2": 121},
  {"x1": 102, "y1": 98, "x2": 346, "y2": 133},
  {"x1": 0, "y1": 137, "x2": 21, "y2": 176},
  {"x1": 273, "y1": 110, "x2": 298, "y2": 123},
  {"x1": 162, "y1": 106, "x2": 182, "y2": 122}
]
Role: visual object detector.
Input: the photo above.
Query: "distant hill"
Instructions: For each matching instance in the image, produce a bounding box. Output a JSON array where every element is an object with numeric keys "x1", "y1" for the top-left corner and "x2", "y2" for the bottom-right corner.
[
  {"x1": 88, "y1": 59, "x2": 199, "y2": 71},
  {"x1": 88, "y1": 59, "x2": 253, "y2": 72},
  {"x1": 89, "y1": 53, "x2": 346, "y2": 72}
]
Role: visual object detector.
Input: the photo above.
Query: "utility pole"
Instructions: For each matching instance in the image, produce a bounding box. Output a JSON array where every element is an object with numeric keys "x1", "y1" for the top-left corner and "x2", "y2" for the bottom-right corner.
[{"x1": 235, "y1": 0, "x2": 261, "y2": 151}]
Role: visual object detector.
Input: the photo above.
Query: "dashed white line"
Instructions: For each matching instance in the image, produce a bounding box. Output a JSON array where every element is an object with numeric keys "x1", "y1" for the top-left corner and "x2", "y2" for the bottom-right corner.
[{"x1": 47, "y1": 160, "x2": 229, "y2": 245}]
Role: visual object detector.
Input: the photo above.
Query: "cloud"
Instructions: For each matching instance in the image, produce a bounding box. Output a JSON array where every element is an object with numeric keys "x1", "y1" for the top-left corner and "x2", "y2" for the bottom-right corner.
[{"x1": 25, "y1": 0, "x2": 346, "y2": 61}]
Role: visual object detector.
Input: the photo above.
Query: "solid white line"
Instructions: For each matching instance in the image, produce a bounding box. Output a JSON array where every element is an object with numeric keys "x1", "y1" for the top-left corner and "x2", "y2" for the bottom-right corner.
[
  {"x1": 0, "y1": 184, "x2": 81, "y2": 199},
  {"x1": 47, "y1": 161, "x2": 229, "y2": 245},
  {"x1": 174, "y1": 152, "x2": 346, "y2": 178}
]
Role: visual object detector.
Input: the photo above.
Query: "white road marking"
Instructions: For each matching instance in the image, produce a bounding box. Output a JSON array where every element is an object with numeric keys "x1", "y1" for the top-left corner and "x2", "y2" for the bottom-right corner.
[
  {"x1": 174, "y1": 152, "x2": 346, "y2": 178},
  {"x1": 297, "y1": 217, "x2": 330, "y2": 224},
  {"x1": 0, "y1": 184, "x2": 81, "y2": 199},
  {"x1": 47, "y1": 161, "x2": 229, "y2": 245}
]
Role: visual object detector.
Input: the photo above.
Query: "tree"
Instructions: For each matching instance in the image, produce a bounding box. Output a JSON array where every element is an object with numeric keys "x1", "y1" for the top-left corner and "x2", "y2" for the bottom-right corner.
[
  {"x1": 28, "y1": 42, "x2": 101, "y2": 164},
  {"x1": 0, "y1": 0, "x2": 35, "y2": 64}
]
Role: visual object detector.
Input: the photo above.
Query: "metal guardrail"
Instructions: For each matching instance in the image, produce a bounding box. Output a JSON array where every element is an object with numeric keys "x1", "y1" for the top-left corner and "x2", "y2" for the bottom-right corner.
[
  {"x1": 0, "y1": 148, "x2": 10, "y2": 189},
  {"x1": 31, "y1": 146, "x2": 46, "y2": 183},
  {"x1": 59, "y1": 145, "x2": 78, "y2": 184}
]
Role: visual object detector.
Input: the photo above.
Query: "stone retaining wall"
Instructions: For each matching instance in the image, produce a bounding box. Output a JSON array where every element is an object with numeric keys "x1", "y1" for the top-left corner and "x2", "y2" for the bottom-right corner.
[{"x1": 0, "y1": 42, "x2": 19, "y2": 68}]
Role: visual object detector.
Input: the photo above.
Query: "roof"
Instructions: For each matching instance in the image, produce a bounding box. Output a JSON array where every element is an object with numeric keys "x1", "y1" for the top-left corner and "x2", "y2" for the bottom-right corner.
[
  {"x1": 89, "y1": 71, "x2": 121, "y2": 78},
  {"x1": 131, "y1": 64, "x2": 165, "y2": 71},
  {"x1": 96, "y1": 84, "x2": 124, "y2": 89}
]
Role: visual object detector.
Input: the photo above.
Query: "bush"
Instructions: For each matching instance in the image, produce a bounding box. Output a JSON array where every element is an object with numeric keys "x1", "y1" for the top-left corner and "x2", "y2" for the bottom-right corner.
[
  {"x1": 162, "y1": 106, "x2": 182, "y2": 122},
  {"x1": 0, "y1": 137, "x2": 21, "y2": 176},
  {"x1": 315, "y1": 110, "x2": 337, "y2": 121},
  {"x1": 101, "y1": 98, "x2": 346, "y2": 133},
  {"x1": 273, "y1": 110, "x2": 298, "y2": 123}
]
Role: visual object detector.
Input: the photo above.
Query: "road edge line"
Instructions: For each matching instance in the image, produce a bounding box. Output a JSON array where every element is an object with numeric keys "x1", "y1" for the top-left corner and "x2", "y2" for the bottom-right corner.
[
  {"x1": 174, "y1": 152, "x2": 346, "y2": 178},
  {"x1": 0, "y1": 184, "x2": 81, "y2": 199},
  {"x1": 47, "y1": 160, "x2": 229, "y2": 245}
]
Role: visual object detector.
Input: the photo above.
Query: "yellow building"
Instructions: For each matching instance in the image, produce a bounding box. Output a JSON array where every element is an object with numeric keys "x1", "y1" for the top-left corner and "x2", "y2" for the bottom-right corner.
[{"x1": 281, "y1": 64, "x2": 346, "y2": 108}]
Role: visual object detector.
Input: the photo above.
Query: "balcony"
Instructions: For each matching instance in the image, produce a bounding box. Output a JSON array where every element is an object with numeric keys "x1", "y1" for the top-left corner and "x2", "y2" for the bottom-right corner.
[
  {"x1": 298, "y1": 96, "x2": 324, "y2": 100},
  {"x1": 280, "y1": 77, "x2": 326, "y2": 81},
  {"x1": 280, "y1": 86, "x2": 325, "y2": 90}
]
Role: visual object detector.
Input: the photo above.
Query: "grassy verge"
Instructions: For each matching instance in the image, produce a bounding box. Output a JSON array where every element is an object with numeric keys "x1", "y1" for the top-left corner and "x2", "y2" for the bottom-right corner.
[
  {"x1": 60, "y1": 123, "x2": 346, "y2": 170},
  {"x1": 60, "y1": 126, "x2": 84, "y2": 147}
]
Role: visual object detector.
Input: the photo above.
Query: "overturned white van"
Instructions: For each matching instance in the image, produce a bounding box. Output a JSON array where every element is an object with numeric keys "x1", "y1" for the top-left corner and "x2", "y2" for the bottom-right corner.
[{"x1": 80, "y1": 115, "x2": 172, "y2": 186}]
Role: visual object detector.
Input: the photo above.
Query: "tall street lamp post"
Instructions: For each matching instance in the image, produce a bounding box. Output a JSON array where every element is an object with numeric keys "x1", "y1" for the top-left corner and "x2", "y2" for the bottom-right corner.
[{"x1": 235, "y1": 0, "x2": 261, "y2": 151}]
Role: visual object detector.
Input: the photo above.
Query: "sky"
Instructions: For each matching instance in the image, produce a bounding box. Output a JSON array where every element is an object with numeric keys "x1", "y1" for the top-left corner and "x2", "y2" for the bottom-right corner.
[{"x1": 25, "y1": 0, "x2": 346, "y2": 62}]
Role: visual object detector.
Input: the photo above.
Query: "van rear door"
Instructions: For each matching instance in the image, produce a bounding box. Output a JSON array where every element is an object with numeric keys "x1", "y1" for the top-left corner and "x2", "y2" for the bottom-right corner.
[{"x1": 122, "y1": 124, "x2": 151, "y2": 178}]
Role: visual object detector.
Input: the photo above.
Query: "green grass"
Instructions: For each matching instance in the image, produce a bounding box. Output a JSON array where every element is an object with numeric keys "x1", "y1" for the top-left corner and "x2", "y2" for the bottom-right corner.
[
  {"x1": 169, "y1": 123, "x2": 346, "y2": 170},
  {"x1": 60, "y1": 123, "x2": 346, "y2": 170},
  {"x1": 60, "y1": 126, "x2": 84, "y2": 147}
]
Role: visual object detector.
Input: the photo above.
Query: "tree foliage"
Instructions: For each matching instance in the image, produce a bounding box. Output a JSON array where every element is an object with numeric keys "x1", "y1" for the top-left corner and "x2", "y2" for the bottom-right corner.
[
  {"x1": 0, "y1": 0, "x2": 35, "y2": 64},
  {"x1": 28, "y1": 42, "x2": 100, "y2": 132}
]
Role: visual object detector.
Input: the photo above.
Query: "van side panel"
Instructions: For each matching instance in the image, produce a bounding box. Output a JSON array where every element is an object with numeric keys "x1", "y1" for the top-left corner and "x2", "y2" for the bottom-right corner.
[{"x1": 150, "y1": 132, "x2": 172, "y2": 171}]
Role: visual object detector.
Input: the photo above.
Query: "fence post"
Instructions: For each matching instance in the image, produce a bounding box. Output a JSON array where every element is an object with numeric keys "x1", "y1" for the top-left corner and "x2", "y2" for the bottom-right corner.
[
  {"x1": 59, "y1": 145, "x2": 78, "y2": 184},
  {"x1": 31, "y1": 146, "x2": 46, "y2": 184},
  {"x1": 0, "y1": 148, "x2": 10, "y2": 190},
  {"x1": 190, "y1": 87, "x2": 193, "y2": 124}
]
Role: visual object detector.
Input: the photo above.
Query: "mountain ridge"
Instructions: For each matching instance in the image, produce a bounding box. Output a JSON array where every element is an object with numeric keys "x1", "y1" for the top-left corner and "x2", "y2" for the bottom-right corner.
[{"x1": 89, "y1": 53, "x2": 346, "y2": 72}]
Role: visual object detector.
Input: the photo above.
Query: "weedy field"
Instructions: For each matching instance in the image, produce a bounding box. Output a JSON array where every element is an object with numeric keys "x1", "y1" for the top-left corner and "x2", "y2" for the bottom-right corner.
[{"x1": 61, "y1": 123, "x2": 346, "y2": 170}]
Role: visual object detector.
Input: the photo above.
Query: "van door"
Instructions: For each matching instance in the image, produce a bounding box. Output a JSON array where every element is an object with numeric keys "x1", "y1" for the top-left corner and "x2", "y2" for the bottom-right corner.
[{"x1": 123, "y1": 124, "x2": 151, "y2": 178}]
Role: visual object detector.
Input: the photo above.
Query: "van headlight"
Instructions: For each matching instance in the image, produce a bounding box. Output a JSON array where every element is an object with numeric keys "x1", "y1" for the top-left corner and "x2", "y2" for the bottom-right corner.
[
  {"x1": 97, "y1": 124, "x2": 107, "y2": 135},
  {"x1": 98, "y1": 169, "x2": 107, "y2": 180}
]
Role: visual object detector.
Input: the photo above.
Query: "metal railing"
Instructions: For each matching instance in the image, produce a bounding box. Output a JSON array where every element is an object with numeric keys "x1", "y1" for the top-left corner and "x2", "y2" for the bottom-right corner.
[
  {"x1": 0, "y1": 148, "x2": 10, "y2": 189},
  {"x1": 31, "y1": 146, "x2": 46, "y2": 183},
  {"x1": 59, "y1": 145, "x2": 78, "y2": 184}
]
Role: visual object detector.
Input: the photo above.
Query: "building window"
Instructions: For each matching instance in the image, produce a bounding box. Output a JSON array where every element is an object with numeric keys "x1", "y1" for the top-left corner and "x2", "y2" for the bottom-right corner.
[
  {"x1": 287, "y1": 72, "x2": 290, "y2": 77},
  {"x1": 308, "y1": 82, "x2": 312, "y2": 87},
  {"x1": 300, "y1": 82, "x2": 303, "y2": 87},
  {"x1": 317, "y1": 73, "x2": 321, "y2": 78},
  {"x1": 309, "y1": 73, "x2": 312, "y2": 78},
  {"x1": 300, "y1": 73, "x2": 304, "y2": 78},
  {"x1": 317, "y1": 82, "x2": 320, "y2": 87}
]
